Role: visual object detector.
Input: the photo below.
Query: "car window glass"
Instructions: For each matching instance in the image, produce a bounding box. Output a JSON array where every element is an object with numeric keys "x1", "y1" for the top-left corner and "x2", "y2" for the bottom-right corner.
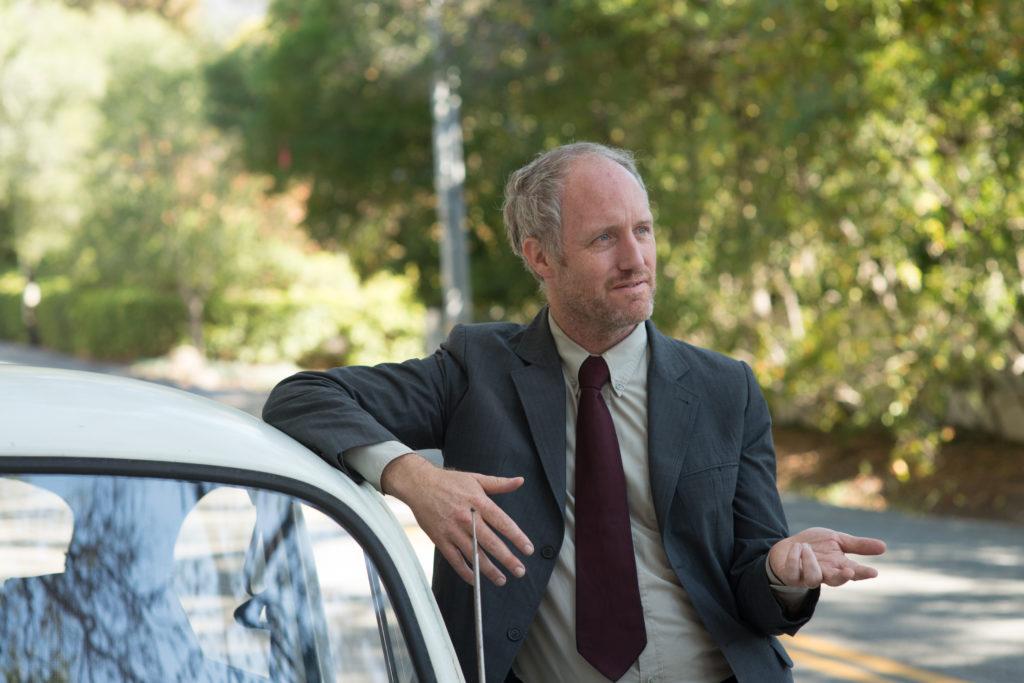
[{"x1": 0, "y1": 473, "x2": 420, "y2": 682}]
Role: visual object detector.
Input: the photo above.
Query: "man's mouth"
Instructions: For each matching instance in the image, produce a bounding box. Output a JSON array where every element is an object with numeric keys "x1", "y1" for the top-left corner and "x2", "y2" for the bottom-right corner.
[{"x1": 613, "y1": 277, "x2": 650, "y2": 291}]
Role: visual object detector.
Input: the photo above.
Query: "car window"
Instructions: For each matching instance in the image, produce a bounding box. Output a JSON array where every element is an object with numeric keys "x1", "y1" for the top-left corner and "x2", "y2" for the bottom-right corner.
[{"x1": 0, "y1": 473, "x2": 420, "y2": 682}]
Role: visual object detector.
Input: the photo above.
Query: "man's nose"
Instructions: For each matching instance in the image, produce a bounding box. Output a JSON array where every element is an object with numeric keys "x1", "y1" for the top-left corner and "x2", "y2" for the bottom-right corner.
[{"x1": 617, "y1": 234, "x2": 647, "y2": 270}]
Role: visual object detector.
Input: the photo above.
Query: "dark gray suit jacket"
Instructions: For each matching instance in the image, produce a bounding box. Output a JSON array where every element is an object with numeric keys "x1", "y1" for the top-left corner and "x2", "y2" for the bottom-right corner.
[{"x1": 263, "y1": 310, "x2": 818, "y2": 682}]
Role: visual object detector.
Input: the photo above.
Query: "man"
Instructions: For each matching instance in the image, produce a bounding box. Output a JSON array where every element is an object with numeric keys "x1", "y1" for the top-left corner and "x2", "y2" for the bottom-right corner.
[{"x1": 263, "y1": 142, "x2": 886, "y2": 682}]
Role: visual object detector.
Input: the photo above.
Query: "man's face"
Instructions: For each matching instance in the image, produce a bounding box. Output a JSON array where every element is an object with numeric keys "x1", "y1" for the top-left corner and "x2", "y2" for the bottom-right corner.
[{"x1": 536, "y1": 156, "x2": 656, "y2": 350}]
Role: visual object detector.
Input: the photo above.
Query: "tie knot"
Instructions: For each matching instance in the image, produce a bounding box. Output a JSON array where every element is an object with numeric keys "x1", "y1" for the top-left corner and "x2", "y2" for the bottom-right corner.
[{"x1": 578, "y1": 355, "x2": 610, "y2": 391}]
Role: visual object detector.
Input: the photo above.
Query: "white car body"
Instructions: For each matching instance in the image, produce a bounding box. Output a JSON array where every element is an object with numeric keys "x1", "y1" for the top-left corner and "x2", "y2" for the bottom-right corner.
[{"x1": 0, "y1": 364, "x2": 465, "y2": 682}]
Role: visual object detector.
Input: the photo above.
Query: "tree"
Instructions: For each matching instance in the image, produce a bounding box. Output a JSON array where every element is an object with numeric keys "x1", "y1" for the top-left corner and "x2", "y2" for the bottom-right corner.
[
  {"x1": 207, "y1": 0, "x2": 443, "y2": 301},
  {"x1": 211, "y1": 0, "x2": 1024, "y2": 464},
  {"x1": 63, "y1": 0, "x2": 198, "y2": 27},
  {"x1": 0, "y1": 0, "x2": 107, "y2": 275}
]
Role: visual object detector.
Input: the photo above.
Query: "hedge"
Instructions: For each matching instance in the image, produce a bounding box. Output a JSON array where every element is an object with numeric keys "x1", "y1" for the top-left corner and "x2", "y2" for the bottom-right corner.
[
  {"x1": 34, "y1": 287, "x2": 188, "y2": 360},
  {"x1": 0, "y1": 292, "x2": 27, "y2": 343},
  {"x1": 0, "y1": 263, "x2": 426, "y2": 365}
]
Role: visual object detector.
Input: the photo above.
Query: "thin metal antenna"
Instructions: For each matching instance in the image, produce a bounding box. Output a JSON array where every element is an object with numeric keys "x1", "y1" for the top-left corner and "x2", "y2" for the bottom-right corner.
[{"x1": 471, "y1": 507, "x2": 485, "y2": 683}]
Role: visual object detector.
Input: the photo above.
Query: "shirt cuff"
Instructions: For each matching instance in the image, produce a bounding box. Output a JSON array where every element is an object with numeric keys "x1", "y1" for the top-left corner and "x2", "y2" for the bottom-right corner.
[{"x1": 343, "y1": 441, "x2": 414, "y2": 490}]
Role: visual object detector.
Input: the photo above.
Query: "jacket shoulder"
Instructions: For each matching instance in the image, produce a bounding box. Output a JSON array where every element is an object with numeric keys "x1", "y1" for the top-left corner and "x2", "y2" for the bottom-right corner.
[
  {"x1": 451, "y1": 320, "x2": 526, "y2": 344},
  {"x1": 649, "y1": 324, "x2": 750, "y2": 378}
]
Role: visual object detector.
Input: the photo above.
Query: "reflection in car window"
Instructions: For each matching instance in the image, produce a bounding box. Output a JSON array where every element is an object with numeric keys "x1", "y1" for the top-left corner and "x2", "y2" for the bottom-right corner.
[
  {"x1": 0, "y1": 476, "x2": 72, "y2": 578},
  {"x1": 0, "y1": 474, "x2": 419, "y2": 682}
]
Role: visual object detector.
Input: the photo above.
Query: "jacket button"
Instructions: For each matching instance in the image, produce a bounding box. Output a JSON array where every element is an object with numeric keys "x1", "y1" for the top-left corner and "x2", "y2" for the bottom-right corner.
[
  {"x1": 506, "y1": 627, "x2": 523, "y2": 641},
  {"x1": 540, "y1": 545, "x2": 556, "y2": 559}
]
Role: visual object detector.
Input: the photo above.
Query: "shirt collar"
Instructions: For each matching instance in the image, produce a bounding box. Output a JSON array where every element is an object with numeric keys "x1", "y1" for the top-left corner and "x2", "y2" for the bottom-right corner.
[{"x1": 548, "y1": 312, "x2": 648, "y2": 397}]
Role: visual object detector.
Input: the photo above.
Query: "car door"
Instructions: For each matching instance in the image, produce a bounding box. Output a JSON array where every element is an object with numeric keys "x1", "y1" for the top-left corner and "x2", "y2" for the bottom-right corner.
[{"x1": 0, "y1": 459, "x2": 450, "y2": 683}]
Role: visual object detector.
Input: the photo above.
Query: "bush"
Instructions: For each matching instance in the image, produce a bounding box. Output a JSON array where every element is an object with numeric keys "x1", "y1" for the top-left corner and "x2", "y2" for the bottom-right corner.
[
  {"x1": 1, "y1": 258, "x2": 427, "y2": 367},
  {"x1": 0, "y1": 272, "x2": 28, "y2": 343},
  {"x1": 204, "y1": 292, "x2": 311, "y2": 364},
  {"x1": 204, "y1": 273, "x2": 426, "y2": 367},
  {"x1": 33, "y1": 284, "x2": 187, "y2": 360}
]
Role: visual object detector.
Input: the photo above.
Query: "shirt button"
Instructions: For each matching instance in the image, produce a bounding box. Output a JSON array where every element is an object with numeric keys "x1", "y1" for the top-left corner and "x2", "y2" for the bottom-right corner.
[
  {"x1": 540, "y1": 545, "x2": 556, "y2": 559},
  {"x1": 506, "y1": 627, "x2": 523, "y2": 641}
]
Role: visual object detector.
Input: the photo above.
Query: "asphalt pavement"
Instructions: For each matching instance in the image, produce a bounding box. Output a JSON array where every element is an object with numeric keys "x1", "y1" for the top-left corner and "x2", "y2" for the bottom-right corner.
[
  {"x1": 784, "y1": 496, "x2": 1024, "y2": 682},
  {"x1": 4, "y1": 340, "x2": 1022, "y2": 682}
]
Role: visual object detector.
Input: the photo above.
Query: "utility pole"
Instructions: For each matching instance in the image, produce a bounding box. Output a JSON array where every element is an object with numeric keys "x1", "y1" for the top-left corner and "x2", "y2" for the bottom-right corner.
[{"x1": 430, "y1": 0, "x2": 472, "y2": 329}]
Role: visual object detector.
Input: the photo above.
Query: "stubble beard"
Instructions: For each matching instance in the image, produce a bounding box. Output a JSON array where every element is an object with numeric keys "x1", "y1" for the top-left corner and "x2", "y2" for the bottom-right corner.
[{"x1": 558, "y1": 270, "x2": 656, "y2": 344}]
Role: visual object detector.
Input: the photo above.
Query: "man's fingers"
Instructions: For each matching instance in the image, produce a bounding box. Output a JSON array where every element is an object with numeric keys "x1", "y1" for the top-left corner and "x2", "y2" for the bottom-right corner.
[
  {"x1": 474, "y1": 475, "x2": 534, "y2": 556},
  {"x1": 476, "y1": 474, "x2": 526, "y2": 496},
  {"x1": 837, "y1": 532, "x2": 887, "y2": 557},
  {"x1": 800, "y1": 543, "x2": 823, "y2": 588},
  {"x1": 481, "y1": 508, "x2": 534, "y2": 559},
  {"x1": 440, "y1": 533, "x2": 511, "y2": 587},
  {"x1": 775, "y1": 541, "x2": 804, "y2": 586},
  {"x1": 469, "y1": 545, "x2": 508, "y2": 587},
  {"x1": 436, "y1": 494, "x2": 532, "y2": 587},
  {"x1": 464, "y1": 508, "x2": 522, "y2": 578},
  {"x1": 842, "y1": 559, "x2": 880, "y2": 583},
  {"x1": 437, "y1": 542, "x2": 476, "y2": 586}
]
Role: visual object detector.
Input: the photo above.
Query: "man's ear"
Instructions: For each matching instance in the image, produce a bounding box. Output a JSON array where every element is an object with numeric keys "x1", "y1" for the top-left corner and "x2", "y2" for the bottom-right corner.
[{"x1": 523, "y1": 237, "x2": 554, "y2": 280}]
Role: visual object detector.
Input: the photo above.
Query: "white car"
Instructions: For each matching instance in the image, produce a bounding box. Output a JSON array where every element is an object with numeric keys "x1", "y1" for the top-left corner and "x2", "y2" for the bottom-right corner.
[{"x1": 0, "y1": 365, "x2": 464, "y2": 682}]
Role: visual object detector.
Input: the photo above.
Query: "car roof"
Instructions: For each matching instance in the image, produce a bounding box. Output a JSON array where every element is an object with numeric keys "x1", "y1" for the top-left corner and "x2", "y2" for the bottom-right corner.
[
  {"x1": 0, "y1": 364, "x2": 312, "y2": 470},
  {"x1": 0, "y1": 362, "x2": 430, "y2": 538},
  {"x1": 0, "y1": 363, "x2": 393, "y2": 528}
]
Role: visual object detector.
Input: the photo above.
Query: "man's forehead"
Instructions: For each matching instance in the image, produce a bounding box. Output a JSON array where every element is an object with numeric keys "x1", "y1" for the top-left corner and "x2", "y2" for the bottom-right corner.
[
  {"x1": 562, "y1": 157, "x2": 650, "y2": 216},
  {"x1": 564, "y1": 155, "x2": 640, "y2": 186}
]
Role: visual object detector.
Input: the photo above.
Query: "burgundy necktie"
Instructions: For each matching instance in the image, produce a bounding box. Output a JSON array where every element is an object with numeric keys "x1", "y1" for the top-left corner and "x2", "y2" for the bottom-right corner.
[{"x1": 575, "y1": 355, "x2": 647, "y2": 680}]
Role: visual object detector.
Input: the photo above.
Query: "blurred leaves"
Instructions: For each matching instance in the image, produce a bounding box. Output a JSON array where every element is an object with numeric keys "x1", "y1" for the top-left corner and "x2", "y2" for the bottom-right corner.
[
  {"x1": 211, "y1": 0, "x2": 1024, "y2": 465},
  {"x1": 0, "y1": 0, "x2": 425, "y2": 363},
  {"x1": 0, "y1": 0, "x2": 1021, "y2": 470},
  {"x1": 0, "y1": 0, "x2": 106, "y2": 268}
]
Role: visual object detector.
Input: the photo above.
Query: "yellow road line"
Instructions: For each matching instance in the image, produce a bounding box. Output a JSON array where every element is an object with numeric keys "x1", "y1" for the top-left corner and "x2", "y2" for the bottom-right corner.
[
  {"x1": 788, "y1": 648, "x2": 892, "y2": 682},
  {"x1": 785, "y1": 633, "x2": 973, "y2": 683}
]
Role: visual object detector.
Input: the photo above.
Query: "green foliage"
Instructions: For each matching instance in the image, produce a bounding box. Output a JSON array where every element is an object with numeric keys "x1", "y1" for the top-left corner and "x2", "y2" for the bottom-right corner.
[
  {"x1": 2, "y1": 256, "x2": 426, "y2": 365},
  {"x1": 0, "y1": 0, "x2": 107, "y2": 270},
  {"x1": 213, "y1": 0, "x2": 1024, "y2": 468},
  {"x1": 2, "y1": 0, "x2": 1022, "y2": 474},
  {"x1": 0, "y1": 272, "x2": 28, "y2": 342},
  {"x1": 63, "y1": 0, "x2": 197, "y2": 27},
  {"x1": 206, "y1": 0, "x2": 439, "y2": 299},
  {"x1": 0, "y1": 0, "x2": 430, "y2": 368},
  {"x1": 204, "y1": 252, "x2": 426, "y2": 366},
  {"x1": 32, "y1": 282, "x2": 187, "y2": 359},
  {"x1": 646, "y1": 0, "x2": 1024, "y2": 468}
]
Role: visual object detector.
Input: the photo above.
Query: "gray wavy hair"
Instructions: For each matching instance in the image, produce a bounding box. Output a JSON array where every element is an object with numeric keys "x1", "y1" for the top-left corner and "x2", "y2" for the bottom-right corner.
[{"x1": 502, "y1": 142, "x2": 646, "y2": 281}]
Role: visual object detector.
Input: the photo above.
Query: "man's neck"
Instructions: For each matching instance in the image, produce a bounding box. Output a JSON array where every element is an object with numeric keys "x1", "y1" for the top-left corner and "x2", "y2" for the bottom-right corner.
[{"x1": 547, "y1": 310, "x2": 640, "y2": 355}]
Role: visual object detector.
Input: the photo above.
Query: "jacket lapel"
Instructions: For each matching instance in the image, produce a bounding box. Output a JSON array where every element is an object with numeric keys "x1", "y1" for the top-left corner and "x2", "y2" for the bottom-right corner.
[
  {"x1": 645, "y1": 321, "x2": 700, "y2": 531},
  {"x1": 511, "y1": 309, "x2": 568, "y2": 513}
]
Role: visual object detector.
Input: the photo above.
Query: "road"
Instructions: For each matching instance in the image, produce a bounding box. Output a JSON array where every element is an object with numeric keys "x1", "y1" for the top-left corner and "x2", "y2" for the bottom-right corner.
[
  {"x1": 784, "y1": 496, "x2": 1023, "y2": 682},
  {"x1": 4, "y1": 341, "x2": 1022, "y2": 682}
]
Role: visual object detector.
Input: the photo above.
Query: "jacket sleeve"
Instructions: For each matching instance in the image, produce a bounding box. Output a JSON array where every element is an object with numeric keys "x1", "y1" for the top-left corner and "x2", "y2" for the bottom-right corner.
[
  {"x1": 729, "y1": 361, "x2": 818, "y2": 635},
  {"x1": 261, "y1": 326, "x2": 469, "y2": 478}
]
